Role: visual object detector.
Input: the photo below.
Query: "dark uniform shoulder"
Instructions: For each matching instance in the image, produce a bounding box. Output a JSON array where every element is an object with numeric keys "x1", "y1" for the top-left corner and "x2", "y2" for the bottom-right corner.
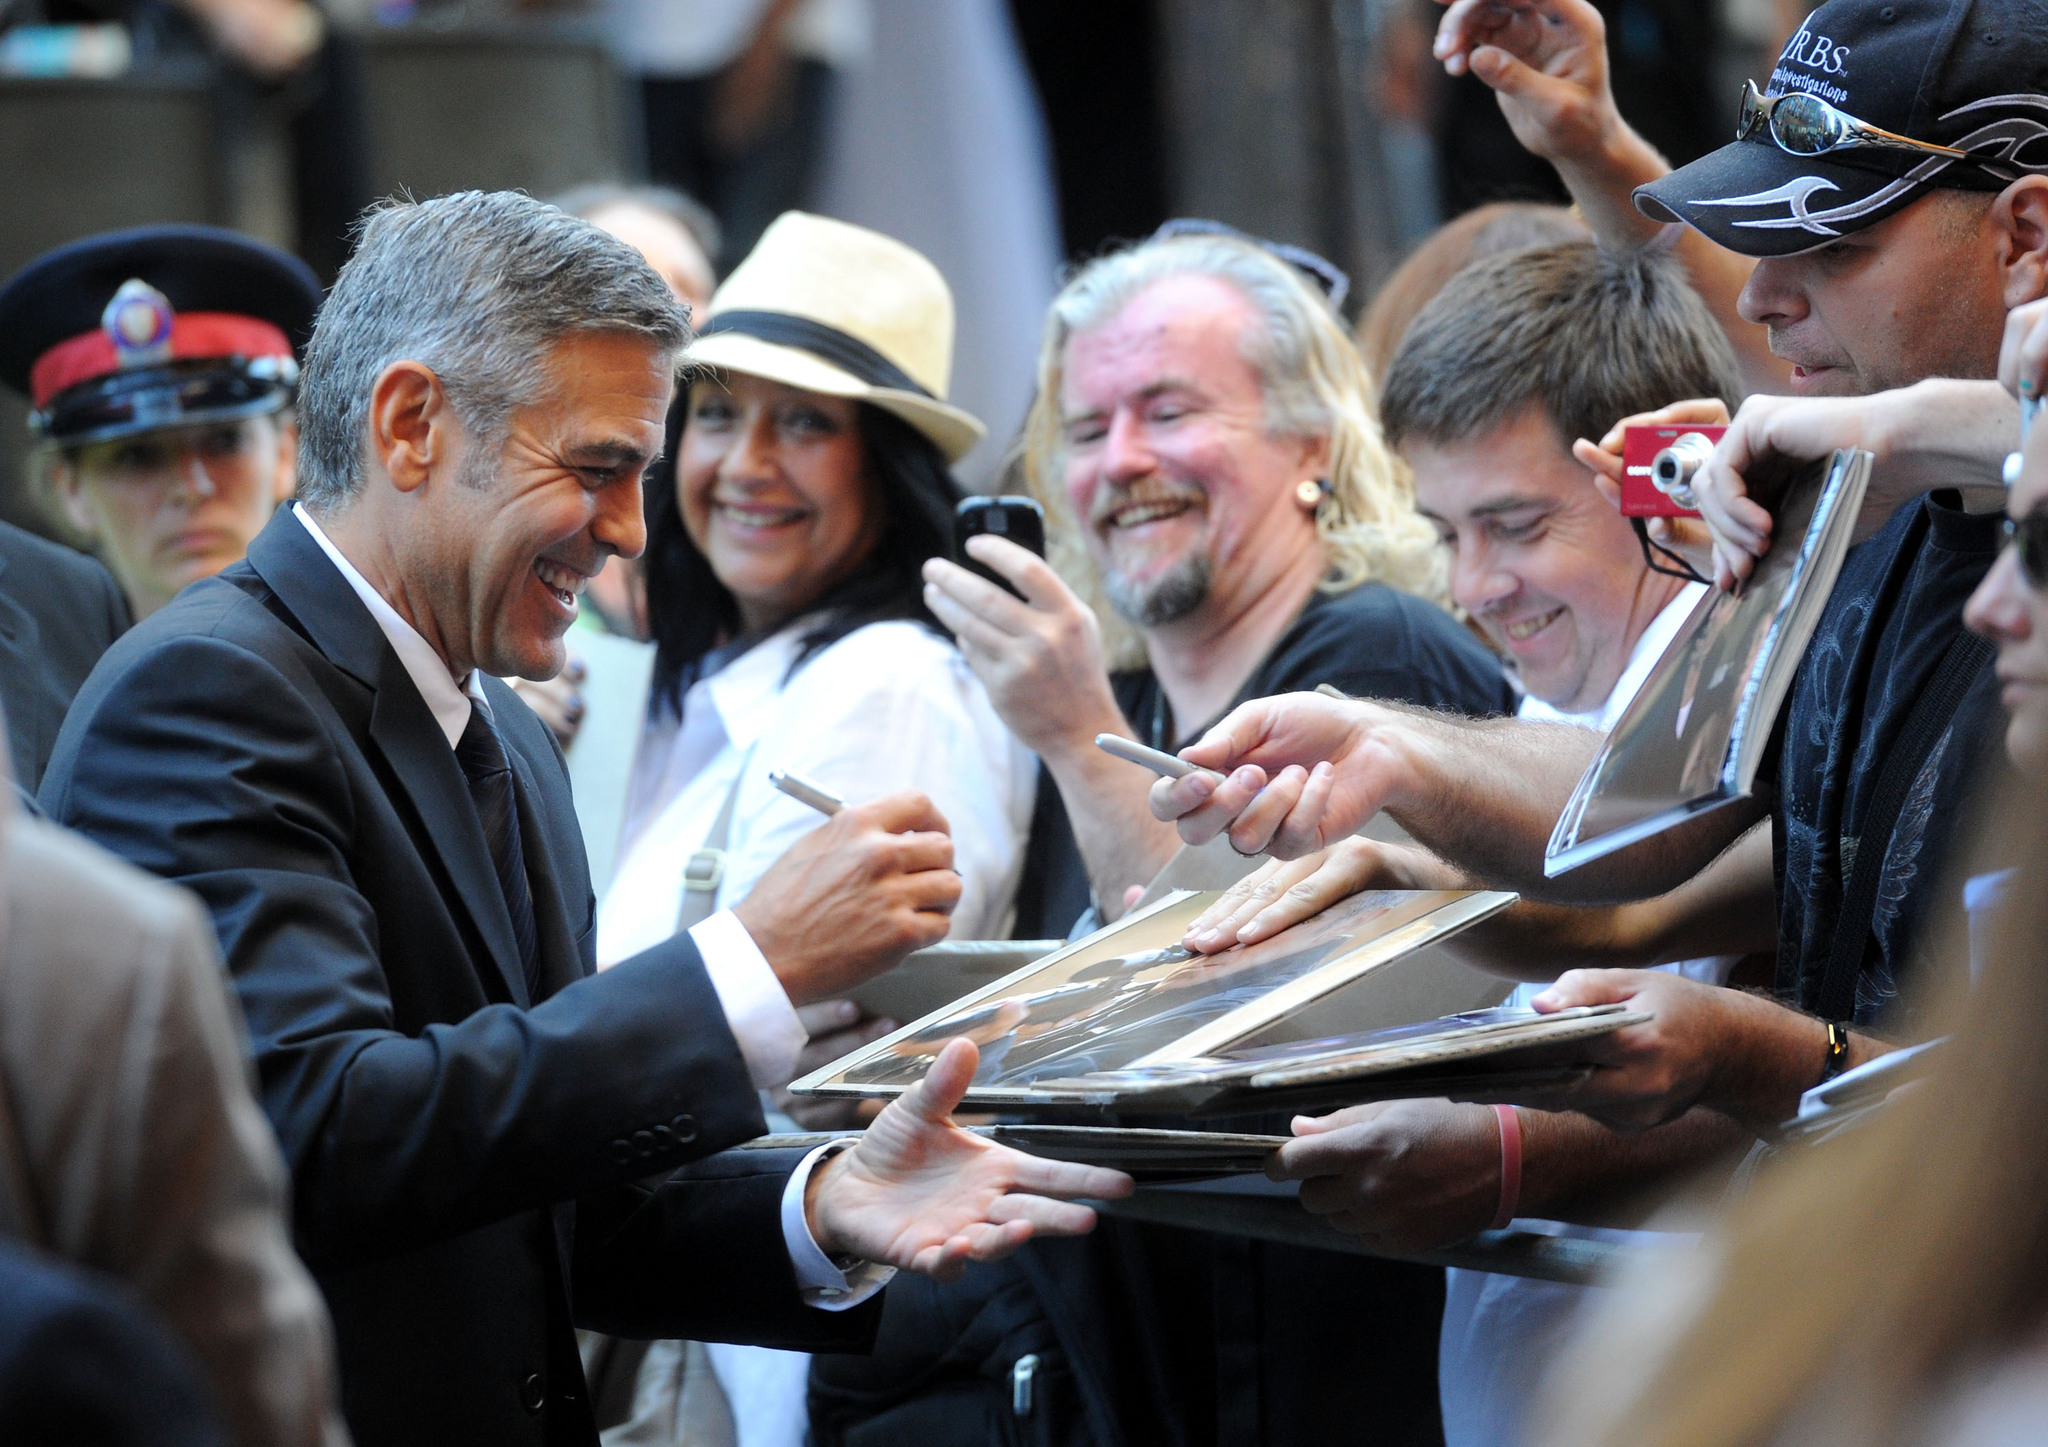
[{"x1": 0, "y1": 519, "x2": 127, "y2": 623}]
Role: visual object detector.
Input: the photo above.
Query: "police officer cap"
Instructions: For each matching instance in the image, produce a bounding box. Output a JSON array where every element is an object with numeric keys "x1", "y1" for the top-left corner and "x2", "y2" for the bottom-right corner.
[{"x1": 0, "y1": 225, "x2": 323, "y2": 446}]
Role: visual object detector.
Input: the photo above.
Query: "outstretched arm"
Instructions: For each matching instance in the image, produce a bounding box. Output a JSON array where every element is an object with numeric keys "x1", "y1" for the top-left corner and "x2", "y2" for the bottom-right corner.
[
  {"x1": 1690, "y1": 381, "x2": 2016, "y2": 589},
  {"x1": 1182, "y1": 820, "x2": 1776, "y2": 977},
  {"x1": 1149, "y1": 692, "x2": 1764, "y2": 904},
  {"x1": 1432, "y1": 0, "x2": 1786, "y2": 392},
  {"x1": 1517, "y1": 969, "x2": 1894, "y2": 1133},
  {"x1": 1271, "y1": 1099, "x2": 1752, "y2": 1249}
]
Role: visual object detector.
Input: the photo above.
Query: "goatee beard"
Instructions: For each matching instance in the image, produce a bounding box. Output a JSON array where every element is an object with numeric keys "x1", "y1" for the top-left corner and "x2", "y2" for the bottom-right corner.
[{"x1": 1103, "y1": 554, "x2": 1212, "y2": 627}]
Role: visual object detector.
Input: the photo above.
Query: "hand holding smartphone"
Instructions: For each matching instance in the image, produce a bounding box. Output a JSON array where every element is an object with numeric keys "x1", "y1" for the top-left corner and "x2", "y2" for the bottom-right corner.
[{"x1": 953, "y1": 496, "x2": 1046, "y2": 600}]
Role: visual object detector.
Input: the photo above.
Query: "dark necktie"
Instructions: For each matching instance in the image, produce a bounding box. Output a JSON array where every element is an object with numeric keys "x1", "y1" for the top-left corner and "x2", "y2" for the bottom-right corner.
[{"x1": 454, "y1": 699, "x2": 542, "y2": 1000}]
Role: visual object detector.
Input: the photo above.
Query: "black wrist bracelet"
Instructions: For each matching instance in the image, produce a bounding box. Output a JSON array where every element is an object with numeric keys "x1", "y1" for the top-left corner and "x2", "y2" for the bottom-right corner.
[{"x1": 1818, "y1": 1019, "x2": 1851, "y2": 1085}]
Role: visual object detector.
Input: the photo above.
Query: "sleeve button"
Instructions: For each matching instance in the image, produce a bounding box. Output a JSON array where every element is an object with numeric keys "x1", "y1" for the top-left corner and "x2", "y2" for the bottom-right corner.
[
  {"x1": 609, "y1": 1140, "x2": 634, "y2": 1164},
  {"x1": 519, "y1": 1372, "x2": 546, "y2": 1413},
  {"x1": 632, "y1": 1130, "x2": 655, "y2": 1157},
  {"x1": 670, "y1": 1114, "x2": 699, "y2": 1143}
]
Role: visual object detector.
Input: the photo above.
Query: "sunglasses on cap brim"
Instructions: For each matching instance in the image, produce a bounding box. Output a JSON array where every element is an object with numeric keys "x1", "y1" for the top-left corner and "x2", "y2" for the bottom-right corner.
[
  {"x1": 37, "y1": 357, "x2": 297, "y2": 448},
  {"x1": 1735, "y1": 80, "x2": 1968, "y2": 164}
]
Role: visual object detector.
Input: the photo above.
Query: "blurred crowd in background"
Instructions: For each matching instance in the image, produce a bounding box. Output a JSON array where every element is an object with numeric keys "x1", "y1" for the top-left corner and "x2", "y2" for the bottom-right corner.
[{"x1": 0, "y1": 0, "x2": 1818, "y2": 522}]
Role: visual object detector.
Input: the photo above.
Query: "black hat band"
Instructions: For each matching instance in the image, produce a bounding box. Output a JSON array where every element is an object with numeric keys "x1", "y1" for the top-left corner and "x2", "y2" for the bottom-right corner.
[{"x1": 695, "y1": 311, "x2": 935, "y2": 399}]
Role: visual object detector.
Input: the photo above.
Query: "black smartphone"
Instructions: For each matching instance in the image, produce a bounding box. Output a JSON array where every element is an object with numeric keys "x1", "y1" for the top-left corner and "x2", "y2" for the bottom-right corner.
[{"x1": 953, "y1": 496, "x2": 1046, "y2": 600}]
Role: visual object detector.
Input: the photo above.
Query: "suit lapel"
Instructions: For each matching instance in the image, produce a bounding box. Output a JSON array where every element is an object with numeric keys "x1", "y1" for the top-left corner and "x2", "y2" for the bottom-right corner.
[{"x1": 245, "y1": 511, "x2": 531, "y2": 1009}]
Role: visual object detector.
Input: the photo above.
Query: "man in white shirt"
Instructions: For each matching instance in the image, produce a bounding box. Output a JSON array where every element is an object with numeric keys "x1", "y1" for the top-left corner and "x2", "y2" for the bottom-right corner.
[
  {"x1": 1185, "y1": 239, "x2": 1763, "y2": 1446},
  {"x1": 39, "y1": 189, "x2": 1129, "y2": 1447}
]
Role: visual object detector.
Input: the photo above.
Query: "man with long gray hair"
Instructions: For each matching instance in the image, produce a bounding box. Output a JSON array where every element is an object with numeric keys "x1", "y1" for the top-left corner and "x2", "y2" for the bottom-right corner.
[
  {"x1": 39, "y1": 190, "x2": 1132, "y2": 1447},
  {"x1": 923, "y1": 225, "x2": 1513, "y2": 941},
  {"x1": 825, "y1": 228, "x2": 1513, "y2": 1446}
]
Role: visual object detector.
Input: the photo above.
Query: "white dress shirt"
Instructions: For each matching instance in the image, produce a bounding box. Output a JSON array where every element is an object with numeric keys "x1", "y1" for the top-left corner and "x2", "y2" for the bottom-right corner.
[
  {"x1": 596, "y1": 614, "x2": 1033, "y2": 1431},
  {"x1": 289, "y1": 506, "x2": 880, "y2": 1310},
  {"x1": 1438, "y1": 581, "x2": 1726, "y2": 1447},
  {"x1": 599, "y1": 617, "x2": 1035, "y2": 989}
]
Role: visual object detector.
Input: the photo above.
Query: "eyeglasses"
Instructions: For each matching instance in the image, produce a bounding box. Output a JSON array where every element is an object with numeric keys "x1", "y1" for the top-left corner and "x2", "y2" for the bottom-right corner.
[
  {"x1": 1148, "y1": 218, "x2": 1351, "y2": 313},
  {"x1": 1736, "y1": 80, "x2": 1967, "y2": 163},
  {"x1": 2002, "y1": 509, "x2": 2048, "y2": 589}
]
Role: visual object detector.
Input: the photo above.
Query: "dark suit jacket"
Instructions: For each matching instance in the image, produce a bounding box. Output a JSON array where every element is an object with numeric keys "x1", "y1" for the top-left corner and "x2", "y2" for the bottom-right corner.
[
  {"x1": 0, "y1": 520, "x2": 129, "y2": 791},
  {"x1": 0, "y1": 1239, "x2": 227, "y2": 1447},
  {"x1": 41, "y1": 510, "x2": 875, "y2": 1447}
]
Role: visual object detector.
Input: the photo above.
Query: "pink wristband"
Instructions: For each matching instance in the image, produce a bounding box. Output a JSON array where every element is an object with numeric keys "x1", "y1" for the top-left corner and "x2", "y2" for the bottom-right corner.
[{"x1": 1490, "y1": 1104, "x2": 1522, "y2": 1231}]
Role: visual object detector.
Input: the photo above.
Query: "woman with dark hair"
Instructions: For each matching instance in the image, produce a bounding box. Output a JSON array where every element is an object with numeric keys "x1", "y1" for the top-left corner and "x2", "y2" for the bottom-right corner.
[
  {"x1": 598, "y1": 209, "x2": 1031, "y2": 990},
  {"x1": 590, "y1": 210, "x2": 1035, "y2": 1447}
]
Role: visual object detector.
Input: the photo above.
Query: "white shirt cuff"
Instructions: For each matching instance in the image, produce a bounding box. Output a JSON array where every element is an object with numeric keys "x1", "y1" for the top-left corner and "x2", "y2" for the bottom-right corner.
[
  {"x1": 779, "y1": 1142, "x2": 896, "y2": 1311},
  {"x1": 688, "y1": 910, "x2": 807, "y2": 1089}
]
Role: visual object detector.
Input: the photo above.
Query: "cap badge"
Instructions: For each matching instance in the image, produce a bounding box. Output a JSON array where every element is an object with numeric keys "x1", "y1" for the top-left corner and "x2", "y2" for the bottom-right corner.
[{"x1": 101, "y1": 278, "x2": 174, "y2": 369}]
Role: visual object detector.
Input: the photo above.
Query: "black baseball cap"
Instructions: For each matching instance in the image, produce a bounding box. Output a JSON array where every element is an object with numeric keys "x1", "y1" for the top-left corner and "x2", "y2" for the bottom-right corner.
[
  {"x1": 1635, "y1": 0, "x2": 2048, "y2": 257},
  {"x1": 0, "y1": 226, "x2": 322, "y2": 445}
]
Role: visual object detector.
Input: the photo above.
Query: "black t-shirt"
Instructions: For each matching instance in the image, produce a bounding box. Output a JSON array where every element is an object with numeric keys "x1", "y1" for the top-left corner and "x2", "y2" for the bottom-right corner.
[
  {"x1": 1010, "y1": 580, "x2": 1517, "y2": 939},
  {"x1": 1768, "y1": 492, "x2": 2005, "y2": 1030}
]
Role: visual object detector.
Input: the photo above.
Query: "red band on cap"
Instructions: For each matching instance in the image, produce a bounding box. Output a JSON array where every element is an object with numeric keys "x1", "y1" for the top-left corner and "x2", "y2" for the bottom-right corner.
[{"x1": 30, "y1": 313, "x2": 294, "y2": 409}]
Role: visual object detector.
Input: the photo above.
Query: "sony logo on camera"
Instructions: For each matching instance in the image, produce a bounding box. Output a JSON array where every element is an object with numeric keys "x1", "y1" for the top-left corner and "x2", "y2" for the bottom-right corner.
[{"x1": 1778, "y1": 15, "x2": 1851, "y2": 76}]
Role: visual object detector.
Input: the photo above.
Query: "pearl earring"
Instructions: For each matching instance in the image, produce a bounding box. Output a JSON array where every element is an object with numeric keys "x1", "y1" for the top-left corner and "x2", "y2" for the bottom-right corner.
[{"x1": 1296, "y1": 479, "x2": 1325, "y2": 508}]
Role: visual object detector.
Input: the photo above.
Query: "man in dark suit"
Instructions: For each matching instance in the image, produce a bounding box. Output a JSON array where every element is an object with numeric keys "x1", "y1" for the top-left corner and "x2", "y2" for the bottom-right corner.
[
  {"x1": 0, "y1": 520, "x2": 128, "y2": 792},
  {"x1": 41, "y1": 190, "x2": 1128, "y2": 1447}
]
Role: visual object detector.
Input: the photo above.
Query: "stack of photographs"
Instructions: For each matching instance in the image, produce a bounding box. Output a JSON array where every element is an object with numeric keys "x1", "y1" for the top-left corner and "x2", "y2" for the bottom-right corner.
[
  {"x1": 791, "y1": 886, "x2": 1647, "y2": 1119},
  {"x1": 1034, "y1": 1002, "x2": 1647, "y2": 1118}
]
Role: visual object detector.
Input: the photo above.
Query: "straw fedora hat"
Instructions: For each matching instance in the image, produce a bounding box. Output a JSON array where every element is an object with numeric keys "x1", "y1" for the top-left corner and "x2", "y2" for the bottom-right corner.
[{"x1": 682, "y1": 212, "x2": 986, "y2": 463}]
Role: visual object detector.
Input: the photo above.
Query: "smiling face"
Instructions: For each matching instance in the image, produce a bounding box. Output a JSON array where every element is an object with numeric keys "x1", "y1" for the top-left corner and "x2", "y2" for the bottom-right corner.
[
  {"x1": 55, "y1": 412, "x2": 296, "y2": 617},
  {"x1": 1406, "y1": 407, "x2": 1685, "y2": 715},
  {"x1": 1965, "y1": 428, "x2": 2048, "y2": 778},
  {"x1": 1736, "y1": 193, "x2": 2008, "y2": 396},
  {"x1": 678, "y1": 371, "x2": 882, "y2": 638},
  {"x1": 1058, "y1": 273, "x2": 1325, "y2": 629},
  {"x1": 410, "y1": 330, "x2": 671, "y2": 680}
]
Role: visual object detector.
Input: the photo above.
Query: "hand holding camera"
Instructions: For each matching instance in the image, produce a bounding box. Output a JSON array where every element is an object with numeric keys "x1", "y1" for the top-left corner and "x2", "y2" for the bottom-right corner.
[
  {"x1": 1573, "y1": 399, "x2": 1730, "y2": 583},
  {"x1": 1618, "y1": 423, "x2": 1726, "y2": 518}
]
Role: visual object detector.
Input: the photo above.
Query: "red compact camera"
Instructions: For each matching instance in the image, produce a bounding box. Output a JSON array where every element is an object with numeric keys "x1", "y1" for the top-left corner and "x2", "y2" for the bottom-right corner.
[{"x1": 1619, "y1": 423, "x2": 1726, "y2": 518}]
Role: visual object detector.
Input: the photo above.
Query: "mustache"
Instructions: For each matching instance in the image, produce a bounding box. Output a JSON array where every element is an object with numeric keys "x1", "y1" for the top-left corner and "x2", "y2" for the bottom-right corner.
[{"x1": 1087, "y1": 478, "x2": 1208, "y2": 530}]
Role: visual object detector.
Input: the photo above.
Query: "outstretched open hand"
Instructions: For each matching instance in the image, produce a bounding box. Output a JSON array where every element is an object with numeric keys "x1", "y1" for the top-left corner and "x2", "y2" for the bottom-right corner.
[{"x1": 807, "y1": 1039, "x2": 1133, "y2": 1282}]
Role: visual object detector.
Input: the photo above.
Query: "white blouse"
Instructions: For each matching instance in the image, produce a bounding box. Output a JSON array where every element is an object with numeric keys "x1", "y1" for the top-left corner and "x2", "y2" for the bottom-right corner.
[{"x1": 597, "y1": 618, "x2": 1035, "y2": 970}]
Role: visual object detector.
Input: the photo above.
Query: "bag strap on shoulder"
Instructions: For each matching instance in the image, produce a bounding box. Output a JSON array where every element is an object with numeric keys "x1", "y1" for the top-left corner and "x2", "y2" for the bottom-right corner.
[{"x1": 674, "y1": 743, "x2": 757, "y2": 934}]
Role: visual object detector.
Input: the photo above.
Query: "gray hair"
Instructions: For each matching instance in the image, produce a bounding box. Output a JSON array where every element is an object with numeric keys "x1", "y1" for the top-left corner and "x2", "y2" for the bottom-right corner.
[
  {"x1": 1019, "y1": 231, "x2": 1447, "y2": 669},
  {"x1": 296, "y1": 190, "x2": 692, "y2": 510},
  {"x1": 1035, "y1": 233, "x2": 1346, "y2": 443}
]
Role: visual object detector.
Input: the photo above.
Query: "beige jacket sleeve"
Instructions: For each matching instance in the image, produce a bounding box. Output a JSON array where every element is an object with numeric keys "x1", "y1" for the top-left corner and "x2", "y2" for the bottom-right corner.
[{"x1": 0, "y1": 815, "x2": 349, "y2": 1447}]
